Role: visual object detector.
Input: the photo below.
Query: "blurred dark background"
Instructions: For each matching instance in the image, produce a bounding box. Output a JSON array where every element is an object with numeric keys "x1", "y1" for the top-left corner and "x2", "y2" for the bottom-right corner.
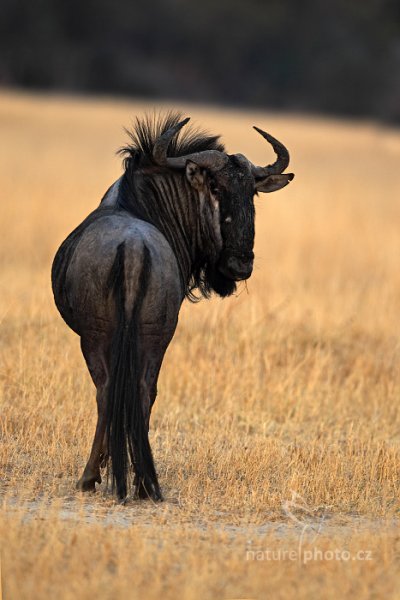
[{"x1": 1, "y1": 0, "x2": 400, "y2": 122}]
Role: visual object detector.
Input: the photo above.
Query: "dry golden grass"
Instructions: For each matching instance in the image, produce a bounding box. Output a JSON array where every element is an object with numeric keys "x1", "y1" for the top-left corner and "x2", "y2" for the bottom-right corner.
[{"x1": 1, "y1": 90, "x2": 400, "y2": 598}]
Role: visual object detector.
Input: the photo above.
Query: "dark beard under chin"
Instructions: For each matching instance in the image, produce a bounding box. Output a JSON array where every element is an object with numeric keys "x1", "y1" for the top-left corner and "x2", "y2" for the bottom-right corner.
[{"x1": 205, "y1": 264, "x2": 237, "y2": 297}]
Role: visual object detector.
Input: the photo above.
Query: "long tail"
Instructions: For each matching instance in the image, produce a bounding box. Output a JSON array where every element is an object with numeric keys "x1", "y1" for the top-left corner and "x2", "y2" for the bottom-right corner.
[{"x1": 106, "y1": 242, "x2": 162, "y2": 501}]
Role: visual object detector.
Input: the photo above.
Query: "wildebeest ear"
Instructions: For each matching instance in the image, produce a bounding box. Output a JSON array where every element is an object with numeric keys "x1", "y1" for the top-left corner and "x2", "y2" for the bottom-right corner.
[
  {"x1": 185, "y1": 160, "x2": 206, "y2": 191},
  {"x1": 255, "y1": 173, "x2": 294, "y2": 193}
]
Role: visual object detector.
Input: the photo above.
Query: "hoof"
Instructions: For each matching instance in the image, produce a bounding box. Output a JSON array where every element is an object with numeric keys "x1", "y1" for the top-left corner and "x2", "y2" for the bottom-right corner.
[
  {"x1": 135, "y1": 480, "x2": 163, "y2": 502},
  {"x1": 76, "y1": 478, "x2": 96, "y2": 492},
  {"x1": 76, "y1": 471, "x2": 101, "y2": 493}
]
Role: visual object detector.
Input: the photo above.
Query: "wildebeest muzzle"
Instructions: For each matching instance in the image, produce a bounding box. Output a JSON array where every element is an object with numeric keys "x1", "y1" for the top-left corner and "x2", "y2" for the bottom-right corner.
[{"x1": 217, "y1": 250, "x2": 254, "y2": 281}]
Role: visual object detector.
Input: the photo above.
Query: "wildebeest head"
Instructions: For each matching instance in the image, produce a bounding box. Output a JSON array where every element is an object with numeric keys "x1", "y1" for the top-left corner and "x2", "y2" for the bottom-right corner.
[{"x1": 152, "y1": 118, "x2": 294, "y2": 297}]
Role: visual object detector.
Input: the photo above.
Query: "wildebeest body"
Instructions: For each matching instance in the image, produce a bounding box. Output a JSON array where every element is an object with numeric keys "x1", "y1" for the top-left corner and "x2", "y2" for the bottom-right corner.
[{"x1": 51, "y1": 113, "x2": 294, "y2": 500}]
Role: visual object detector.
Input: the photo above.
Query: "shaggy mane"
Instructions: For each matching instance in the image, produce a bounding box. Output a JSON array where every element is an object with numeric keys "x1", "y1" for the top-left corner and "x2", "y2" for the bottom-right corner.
[
  {"x1": 118, "y1": 111, "x2": 225, "y2": 170},
  {"x1": 117, "y1": 111, "x2": 234, "y2": 302}
]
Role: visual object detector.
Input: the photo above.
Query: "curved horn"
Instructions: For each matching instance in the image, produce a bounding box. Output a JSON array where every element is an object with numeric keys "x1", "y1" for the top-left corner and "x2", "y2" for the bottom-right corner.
[
  {"x1": 153, "y1": 117, "x2": 228, "y2": 171},
  {"x1": 251, "y1": 126, "x2": 290, "y2": 177},
  {"x1": 152, "y1": 117, "x2": 190, "y2": 165}
]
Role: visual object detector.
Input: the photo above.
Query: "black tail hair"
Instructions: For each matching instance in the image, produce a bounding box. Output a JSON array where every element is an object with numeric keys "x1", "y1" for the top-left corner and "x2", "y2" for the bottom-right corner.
[{"x1": 106, "y1": 242, "x2": 162, "y2": 501}]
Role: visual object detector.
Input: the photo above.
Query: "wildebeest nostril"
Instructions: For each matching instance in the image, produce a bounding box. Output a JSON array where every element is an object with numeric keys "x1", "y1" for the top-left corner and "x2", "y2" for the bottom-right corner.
[{"x1": 227, "y1": 255, "x2": 254, "y2": 274}]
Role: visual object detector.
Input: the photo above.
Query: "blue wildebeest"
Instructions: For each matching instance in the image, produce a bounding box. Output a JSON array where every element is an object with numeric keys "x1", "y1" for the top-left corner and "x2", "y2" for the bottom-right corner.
[{"x1": 52, "y1": 113, "x2": 294, "y2": 501}]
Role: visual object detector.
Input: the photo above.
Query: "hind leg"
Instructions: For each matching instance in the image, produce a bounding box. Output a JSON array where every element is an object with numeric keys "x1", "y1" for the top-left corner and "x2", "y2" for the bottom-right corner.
[
  {"x1": 134, "y1": 347, "x2": 165, "y2": 499},
  {"x1": 76, "y1": 387, "x2": 108, "y2": 491},
  {"x1": 76, "y1": 336, "x2": 109, "y2": 492}
]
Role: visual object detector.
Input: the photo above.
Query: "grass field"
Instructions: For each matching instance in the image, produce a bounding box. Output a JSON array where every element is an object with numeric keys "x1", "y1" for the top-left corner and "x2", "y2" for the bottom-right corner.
[{"x1": 1, "y1": 90, "x2": 400, "y2": 599}]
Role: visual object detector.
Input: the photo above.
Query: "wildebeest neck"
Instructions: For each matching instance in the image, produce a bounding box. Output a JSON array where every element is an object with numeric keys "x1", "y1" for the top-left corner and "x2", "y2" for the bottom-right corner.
[{"x1": 119, "y1": 170, "x2": 220, "y2": 298}]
